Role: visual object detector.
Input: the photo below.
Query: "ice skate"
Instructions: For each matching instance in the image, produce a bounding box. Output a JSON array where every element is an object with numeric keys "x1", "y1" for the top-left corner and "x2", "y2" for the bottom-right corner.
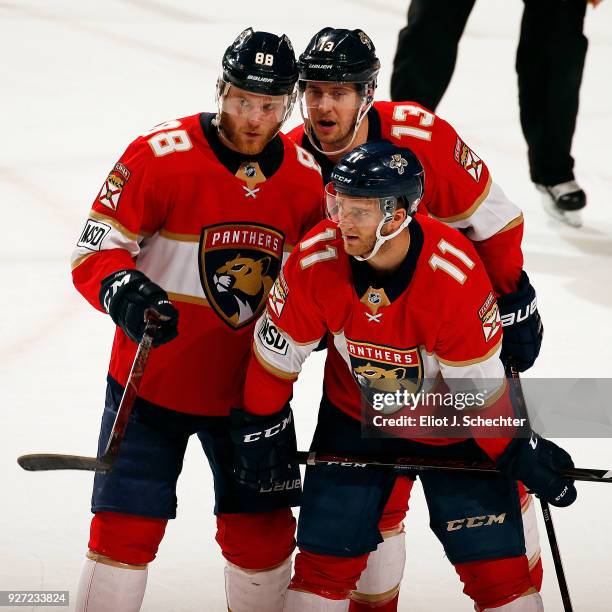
[{"x1": 537, "y1": 180, "x2": 586, "y2": 228}]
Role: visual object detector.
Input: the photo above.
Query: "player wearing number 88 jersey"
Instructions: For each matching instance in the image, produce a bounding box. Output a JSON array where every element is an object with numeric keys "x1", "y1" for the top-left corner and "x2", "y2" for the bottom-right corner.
[{"x1": 70, "y1": 27, "x2": 325, "y2": 612}]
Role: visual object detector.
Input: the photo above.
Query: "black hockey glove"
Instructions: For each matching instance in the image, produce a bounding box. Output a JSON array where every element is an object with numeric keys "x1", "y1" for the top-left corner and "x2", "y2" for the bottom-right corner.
[
  {"x1": 99, "y1": 269, "x2": 179, "y2": 347},
  {"x1": 497, "y1": 433, "x2": 577, "y2": 507},
  {"x1": 230, "y1": 405, "x2": 301, "y2": 492},
  {"x1": 497, "y1": 271, "x2": 543, "y2": 372}
]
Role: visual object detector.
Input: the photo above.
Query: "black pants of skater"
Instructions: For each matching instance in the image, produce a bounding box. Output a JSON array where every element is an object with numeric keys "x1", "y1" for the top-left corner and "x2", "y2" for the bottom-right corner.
[{"x1": 391, "y1": 0, "x2": 588, "y2": 186}]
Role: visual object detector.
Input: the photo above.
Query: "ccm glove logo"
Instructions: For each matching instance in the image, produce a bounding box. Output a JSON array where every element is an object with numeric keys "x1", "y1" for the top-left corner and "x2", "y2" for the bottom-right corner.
[
  {"x1": 555, "y1": 485, "x2": 569, "y2": 502},
  {"x1": 500, "y1": 297, "x2": 537, "y2": 327},
  {"x1": 102, "y1": 271, "x2": 133, "y2": 313},
  {"x1": 243, "y1": 412, "x2": 293, "y2": 443}
]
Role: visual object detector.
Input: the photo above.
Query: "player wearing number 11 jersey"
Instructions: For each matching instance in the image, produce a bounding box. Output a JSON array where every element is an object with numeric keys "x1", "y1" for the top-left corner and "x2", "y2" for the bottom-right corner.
[
  {"x1": 69, "y1": 29, "x2": 323, "y2": 612},
  {"x1": 233, "y1": 141, "x2": 576, "y2": 611},
  {"x1": 284, "y1": 27, "x2": 545, "y2": 611}
]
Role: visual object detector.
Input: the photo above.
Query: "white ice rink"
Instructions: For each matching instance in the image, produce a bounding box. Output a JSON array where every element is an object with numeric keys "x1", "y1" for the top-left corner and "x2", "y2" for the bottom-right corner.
[{"x1": 2, "y1": 1, "x2": 612, "y2": 610}]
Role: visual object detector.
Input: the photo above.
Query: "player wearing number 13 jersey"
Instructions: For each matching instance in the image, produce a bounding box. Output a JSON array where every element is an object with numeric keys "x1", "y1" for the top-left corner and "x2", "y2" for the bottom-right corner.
[
  {"x1": 284, "y1": 29, "x2": 545, "y2": 611},
  {"x1": 70, "y1": 29, "x2": 323, "y2": 612},
  {"x1": 287, "y1": 27, "x2": 543, "y2": 364}
]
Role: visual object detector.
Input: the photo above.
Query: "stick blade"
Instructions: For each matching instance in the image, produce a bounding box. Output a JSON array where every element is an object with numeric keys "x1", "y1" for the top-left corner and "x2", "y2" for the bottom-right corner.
[{"x1": 17, "y1": 453, "x2": 113, "y2": 473}]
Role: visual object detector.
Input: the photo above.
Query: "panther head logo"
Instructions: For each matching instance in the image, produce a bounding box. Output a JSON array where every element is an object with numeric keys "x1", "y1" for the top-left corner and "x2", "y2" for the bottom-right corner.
[
  {"x1": 212, "y1": 253, "x2": 274, "y2": 326},
  {"x1": 354, "y1": 363, "x2": 418, "y2": 394},
  {"x1": 199, "y1": 223, "x2": 285, "y2": 329}
]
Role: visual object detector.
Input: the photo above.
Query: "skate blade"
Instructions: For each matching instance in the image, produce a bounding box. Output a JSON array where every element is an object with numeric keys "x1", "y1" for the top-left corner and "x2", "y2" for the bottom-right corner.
[{"x1": 542, "y1": 195, "x2": 583, "y2": 228}]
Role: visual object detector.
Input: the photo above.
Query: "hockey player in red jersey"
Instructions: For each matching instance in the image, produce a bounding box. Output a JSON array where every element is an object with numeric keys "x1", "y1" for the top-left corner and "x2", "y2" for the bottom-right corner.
[
  {"x1": 70, "y1": 29, "x2": 324, "y2": 612},
  {"x1": 285, "y1": 28, "x2": 544, "y2": 610},
  {"x1": 232, "y1": 141, "x2": 577, "y2": 611},
  {"x1": 287, "y1": 27, "x2": 542, "y2": 365}
]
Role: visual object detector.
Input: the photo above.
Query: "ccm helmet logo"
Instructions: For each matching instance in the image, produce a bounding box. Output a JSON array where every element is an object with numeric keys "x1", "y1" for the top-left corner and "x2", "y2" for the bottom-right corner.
[
  {"x1": 243, "y1": 412, "x2": 292, "y2": 443},
  {"x1": 331, "y1": 173, "x2": 352, "y2": 184},
  {"x1": 500, "y1": 298, "x2": 537, "y2": 327}
]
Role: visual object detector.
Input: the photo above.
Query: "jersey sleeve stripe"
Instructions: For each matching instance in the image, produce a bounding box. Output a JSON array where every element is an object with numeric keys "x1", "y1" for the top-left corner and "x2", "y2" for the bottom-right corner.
[
  {"x1": 89, "y1": 210, "x2": 141, "y2": 241},
  {"x1": 463, "y1": 377, "x2": 507, "y2": 410},
  {"x1": 253, "y1": 342, "x2": 299, "y2": 380},
  {"x1": 166, "y1": 292, "x2": 210, "y2": 307},
  {"x1": 495, "y1": 212, "x2": 524, "y2": 235},
  {"x1": 436, "y1": 180, "x2": 523, "y2": 242},
  {"x1": 430, "y1": 176, "x2": 492, "y2": 223},
  {"x1": 71, "y1": 252, "x2": 96, "y2": 271},
  {"x1": 435, "y1": 337, "x2": 503, "y2": 367},
  {"x1": 71, "y1": 215, "x2": 142, "y2": 269},
  {"x1": 159, "y1": 229, "x2": 200, "y2": 242}
]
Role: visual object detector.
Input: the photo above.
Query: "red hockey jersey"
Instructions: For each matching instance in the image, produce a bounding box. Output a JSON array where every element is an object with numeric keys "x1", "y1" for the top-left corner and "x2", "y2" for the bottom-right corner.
[
  {"x1": 243, "y1": 216, "x2": 513, "y2": 459},
  {"x1": 286, "y1": 101, "x2": 524, "y2": 294},
  {"x1": 72, "y1": 113, "x2": 324, "y2": 415}
]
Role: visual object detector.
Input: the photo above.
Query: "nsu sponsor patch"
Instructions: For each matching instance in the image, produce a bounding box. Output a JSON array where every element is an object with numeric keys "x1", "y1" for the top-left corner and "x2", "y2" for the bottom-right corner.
[{"x1": 77, "y1": 219, "x2": 111, "y2": 251}]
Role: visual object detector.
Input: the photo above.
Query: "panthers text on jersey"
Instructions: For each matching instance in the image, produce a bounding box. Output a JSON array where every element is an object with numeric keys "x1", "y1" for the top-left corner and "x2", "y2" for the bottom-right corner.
[
  {"x1": 287, "y1": 101, "x2": 523, "y2": 295},
  {"x1": 72, "y1": 113, "x2": 324, "y2": 415},
  {"x1": 243, "y1": 215, "x2": 515, "y2": 460}
]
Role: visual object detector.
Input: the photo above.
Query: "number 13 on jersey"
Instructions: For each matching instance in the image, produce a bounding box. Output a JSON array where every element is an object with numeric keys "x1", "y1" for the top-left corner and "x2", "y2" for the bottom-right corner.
[{"x1": 391, "y1": 104, "x2": 435, "y2": 141}]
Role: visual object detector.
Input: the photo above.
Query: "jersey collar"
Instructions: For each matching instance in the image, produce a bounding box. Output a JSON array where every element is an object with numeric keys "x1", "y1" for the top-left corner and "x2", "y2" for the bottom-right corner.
[
  {"x1": 199, "y1": 112, "x2": 284, "y2": 177},
  {"x1": 349, "y1": 216, "x2": 424, "y2": 305}
]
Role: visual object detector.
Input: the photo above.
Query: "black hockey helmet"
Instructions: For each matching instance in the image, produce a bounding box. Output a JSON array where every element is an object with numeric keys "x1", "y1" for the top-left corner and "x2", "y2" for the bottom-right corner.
[
  {"x1": 298, "y1": 27, "x2": 380, "y2": 87},
  {"x1": 331, "y1": 140, "x2": 424, "y2": 207},
  {"x1": 327, "y1": 140, "x2": 424, "y2": 260},
  {"x1": 221, "y1": 27, "x2": 298, "y2": 96}
]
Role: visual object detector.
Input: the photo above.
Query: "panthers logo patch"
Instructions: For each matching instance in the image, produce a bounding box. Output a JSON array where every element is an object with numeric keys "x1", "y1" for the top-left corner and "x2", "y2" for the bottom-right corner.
[
  {"x1": 454, "y1": 136, "x2": 483, "y2": 182},
  {"x1": 346, "y1": 338, "x2": 423, "y2": 414},
  {"x1": 97, "y1": 162, "x2": 131, "y2": 211},
  {"x1": 199, "y1": 223, "x2": 285, "y2": 329}
]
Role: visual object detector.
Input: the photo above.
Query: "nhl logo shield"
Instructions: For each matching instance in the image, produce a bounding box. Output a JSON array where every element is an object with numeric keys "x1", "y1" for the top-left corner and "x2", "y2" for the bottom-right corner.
[
  {"x1": 346, "y1": 338, "x2": 423, "y2": 414},
  {"x1": 199, "y1": 223, "x2": 285, "y2": 329}
]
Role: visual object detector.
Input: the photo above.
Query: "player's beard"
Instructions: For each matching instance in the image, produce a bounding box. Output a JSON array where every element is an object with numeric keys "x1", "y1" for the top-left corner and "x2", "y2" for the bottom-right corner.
[
  {"x1": 311, "y1": 110, "x2": 358, "y2": 152},
  {"x1": 219, "y1": 111, "x2": 281, "y2": 156},
  {"x1": 342, "y1": 231, "x2": 377, "y2": 258}
]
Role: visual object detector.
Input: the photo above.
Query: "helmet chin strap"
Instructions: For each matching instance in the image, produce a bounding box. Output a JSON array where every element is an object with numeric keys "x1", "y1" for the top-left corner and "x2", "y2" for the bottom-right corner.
[
  {"x1": 300, "y1": 91, "x2": 374, "y2": 157},
  {"x1": 354, "y1": 215, "x2": 412, "y2": 262}
]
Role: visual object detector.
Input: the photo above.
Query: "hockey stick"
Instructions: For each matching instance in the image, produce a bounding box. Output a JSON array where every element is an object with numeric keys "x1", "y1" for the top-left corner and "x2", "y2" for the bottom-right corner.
[
  {"x1": 17, "y1": 311, "x2": 161, "y2": 473},
  {"x1": 296, "y1": 451, "x2": 611, "y2": 483},
  {"x1": 507, "y1": 362, "x2": 573, "y2": 612}
]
